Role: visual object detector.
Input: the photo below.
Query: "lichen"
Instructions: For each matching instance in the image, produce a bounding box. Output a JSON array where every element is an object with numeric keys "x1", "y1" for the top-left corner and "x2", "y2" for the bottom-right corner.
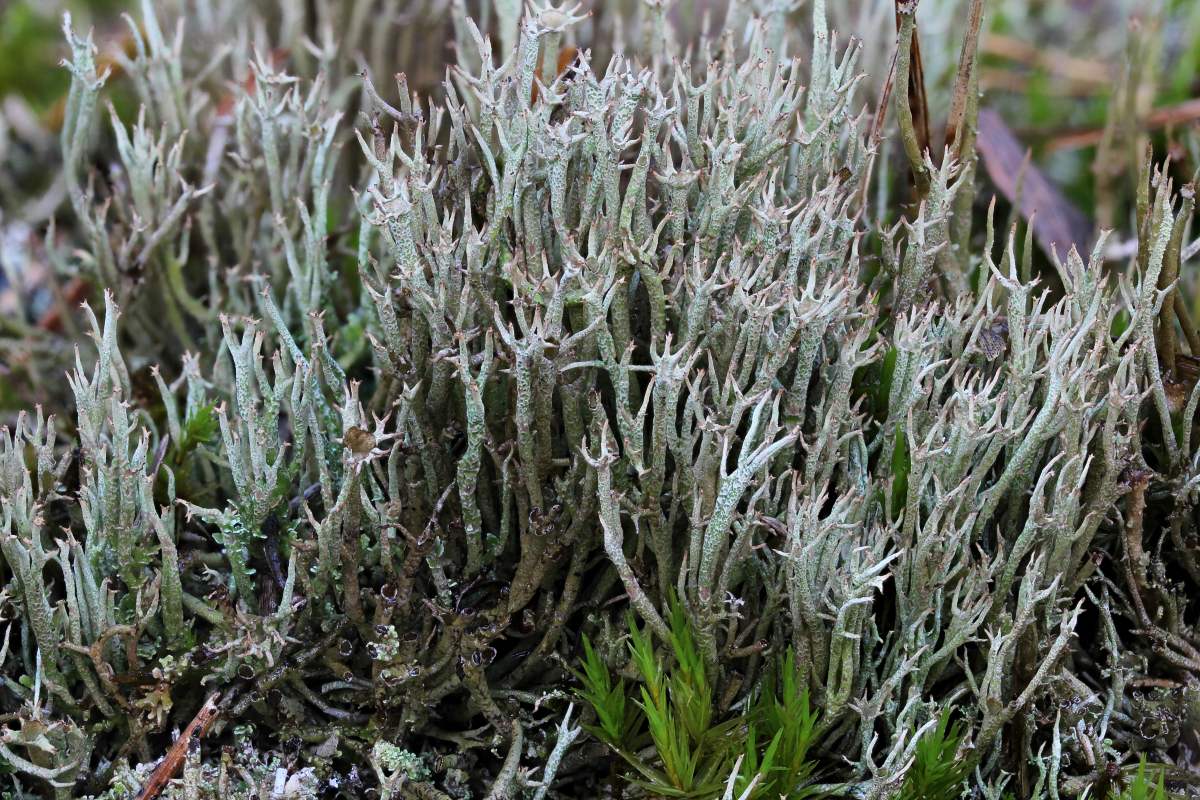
[{"x1": 0, "y1": 0, "x2": 1195, "y2": 798}]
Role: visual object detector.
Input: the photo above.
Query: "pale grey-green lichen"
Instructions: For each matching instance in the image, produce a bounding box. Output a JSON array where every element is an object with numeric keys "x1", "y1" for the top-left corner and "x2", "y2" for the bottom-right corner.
[{"x1": 0, "y1": 1, "x2": 1195, "y2": 799}]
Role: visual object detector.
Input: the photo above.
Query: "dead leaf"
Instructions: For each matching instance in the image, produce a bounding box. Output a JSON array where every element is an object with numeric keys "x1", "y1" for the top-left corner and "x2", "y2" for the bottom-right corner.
[
  {"x1": 343, "y1": 426, "x2": 377, "y2": 456},
  {"x1": 976, "y1": 108, "x2": 1094, "y2": 258}
]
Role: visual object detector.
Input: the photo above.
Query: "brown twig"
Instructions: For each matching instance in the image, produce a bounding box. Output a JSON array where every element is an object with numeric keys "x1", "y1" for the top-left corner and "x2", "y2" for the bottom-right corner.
[
  {"x1": 944, "y1": 0, "x2": 985, "y2": 156},
  {"x1": 132, "y1": 618, "x2": 346, "y2": 800},
  {"x1": 983, "y1": 33, "x2": 1111, "y2": 87},
  {"x1": 1041, "y1": 98, "x2": 1200, "y2": 154},
  {"x1": 134, "y1": 692, "x2": 222, "y2": 800},
  {"x1": 870, "y1": 47, "x2": 898, "y2": 147}
]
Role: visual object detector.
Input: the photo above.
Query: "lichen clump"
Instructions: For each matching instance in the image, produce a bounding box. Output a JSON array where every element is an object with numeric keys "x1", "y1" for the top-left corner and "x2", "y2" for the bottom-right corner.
[{"x1": 0, "y1": 1, "x2": 1197, "y2": 799}]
